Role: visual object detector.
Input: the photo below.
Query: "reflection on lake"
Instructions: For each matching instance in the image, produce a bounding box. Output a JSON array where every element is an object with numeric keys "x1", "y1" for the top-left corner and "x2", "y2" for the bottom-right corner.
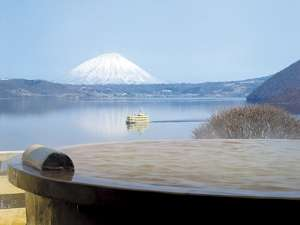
[
  {"x1": 0, "y1": 98, "x2": 245, "y2": 150},
  {"x1": 127, "y1": 122, "x2": 149, "y2": 133}
]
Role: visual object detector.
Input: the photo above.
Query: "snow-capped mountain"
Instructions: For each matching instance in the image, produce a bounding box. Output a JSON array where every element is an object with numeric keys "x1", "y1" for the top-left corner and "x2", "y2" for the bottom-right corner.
[{"x1": 69, "y1": 53, "x2": 158, "y2": 84}]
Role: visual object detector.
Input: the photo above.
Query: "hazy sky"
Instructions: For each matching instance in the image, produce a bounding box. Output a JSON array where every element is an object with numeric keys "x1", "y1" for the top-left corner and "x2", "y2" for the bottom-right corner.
[{"x1": 1, "y1": 0, "x2": 300, "y2": 83}]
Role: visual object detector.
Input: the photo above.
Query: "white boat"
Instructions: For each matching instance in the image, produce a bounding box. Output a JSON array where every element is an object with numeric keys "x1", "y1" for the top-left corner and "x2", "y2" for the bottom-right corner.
[{"x1": 126, "y1": 113, "x2": 150, "y2": 124}]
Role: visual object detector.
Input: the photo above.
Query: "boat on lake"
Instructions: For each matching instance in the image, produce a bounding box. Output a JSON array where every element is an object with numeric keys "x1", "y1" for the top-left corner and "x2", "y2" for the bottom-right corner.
[{"x1": 126, "y1": 112, "x2": 150, "y2": 124}]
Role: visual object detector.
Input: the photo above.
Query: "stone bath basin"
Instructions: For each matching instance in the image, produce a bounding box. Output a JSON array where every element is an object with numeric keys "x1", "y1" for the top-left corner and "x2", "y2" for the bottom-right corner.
[{"x1": 8, "y1": 140, "x2": 300, "y2": 224}]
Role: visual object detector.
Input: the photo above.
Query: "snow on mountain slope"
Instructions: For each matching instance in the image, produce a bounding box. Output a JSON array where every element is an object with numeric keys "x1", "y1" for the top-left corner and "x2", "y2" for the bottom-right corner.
[{"x1": 70, "y1": 53, "x2": 158, "y2": 84}]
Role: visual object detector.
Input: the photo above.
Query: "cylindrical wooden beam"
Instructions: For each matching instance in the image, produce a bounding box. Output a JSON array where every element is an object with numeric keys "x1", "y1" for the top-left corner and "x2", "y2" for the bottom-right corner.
[{"x1": 22, "y1": 144, "x2": 74, "y2": 171}]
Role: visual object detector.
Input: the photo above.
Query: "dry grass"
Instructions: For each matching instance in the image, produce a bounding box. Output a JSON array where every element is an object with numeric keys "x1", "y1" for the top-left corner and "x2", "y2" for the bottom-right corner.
[
  {"x1": 0, "y1": 153, "x2": 25, "y2": 225},
  {"x1": 0, "y1": 153, "x2": 19, "y2": 162},
  {"x1": 0, "y1": 176, "x2": 24, "y2": 195},
  {"x1": 0, "y1": 208, "x2": 26, "y2": 225},
  {"x1": 193, "y1": 105, "x2": 300, "y2": 139}
]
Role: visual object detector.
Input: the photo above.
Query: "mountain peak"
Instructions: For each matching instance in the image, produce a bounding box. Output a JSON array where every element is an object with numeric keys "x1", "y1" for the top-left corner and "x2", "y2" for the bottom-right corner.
[{"x1": 69, "y1": 53, "x2": 158, "y2": 85}]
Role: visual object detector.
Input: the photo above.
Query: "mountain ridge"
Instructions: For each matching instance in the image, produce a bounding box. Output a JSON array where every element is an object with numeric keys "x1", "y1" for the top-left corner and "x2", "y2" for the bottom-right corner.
[
  {"x1": 0, "y1": 76, "x2": 269, "y2": 99},
  {"x1": 247, "y1": 60, "x2": 300, "y2": 104}
]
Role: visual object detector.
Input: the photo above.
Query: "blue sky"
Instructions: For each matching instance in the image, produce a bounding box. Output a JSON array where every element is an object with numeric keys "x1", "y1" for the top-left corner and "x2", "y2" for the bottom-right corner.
[{"x1": 1, "y1": 0, "x2": 300, "y2": 83}]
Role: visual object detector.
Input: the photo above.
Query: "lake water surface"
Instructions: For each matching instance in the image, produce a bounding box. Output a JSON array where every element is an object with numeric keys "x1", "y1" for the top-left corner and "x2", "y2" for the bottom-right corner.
[{"x1": 0, "y1": 98, "x2": 245, "y2": 151}]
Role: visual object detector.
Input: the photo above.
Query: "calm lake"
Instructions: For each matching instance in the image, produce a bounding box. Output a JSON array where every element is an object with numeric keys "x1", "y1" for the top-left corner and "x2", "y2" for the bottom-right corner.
[{"x1": 0, "y1": 98, "x2": 245, "y2": 151}]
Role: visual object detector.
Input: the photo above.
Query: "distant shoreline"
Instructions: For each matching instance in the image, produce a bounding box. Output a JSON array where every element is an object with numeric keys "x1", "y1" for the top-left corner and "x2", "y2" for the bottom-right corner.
[
  {"x1": 0, "y1": 96, "x2": 246, "y2": 101},
  {"x1": 0, "y1": 78, "x2": 267, "y2": 99}
]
